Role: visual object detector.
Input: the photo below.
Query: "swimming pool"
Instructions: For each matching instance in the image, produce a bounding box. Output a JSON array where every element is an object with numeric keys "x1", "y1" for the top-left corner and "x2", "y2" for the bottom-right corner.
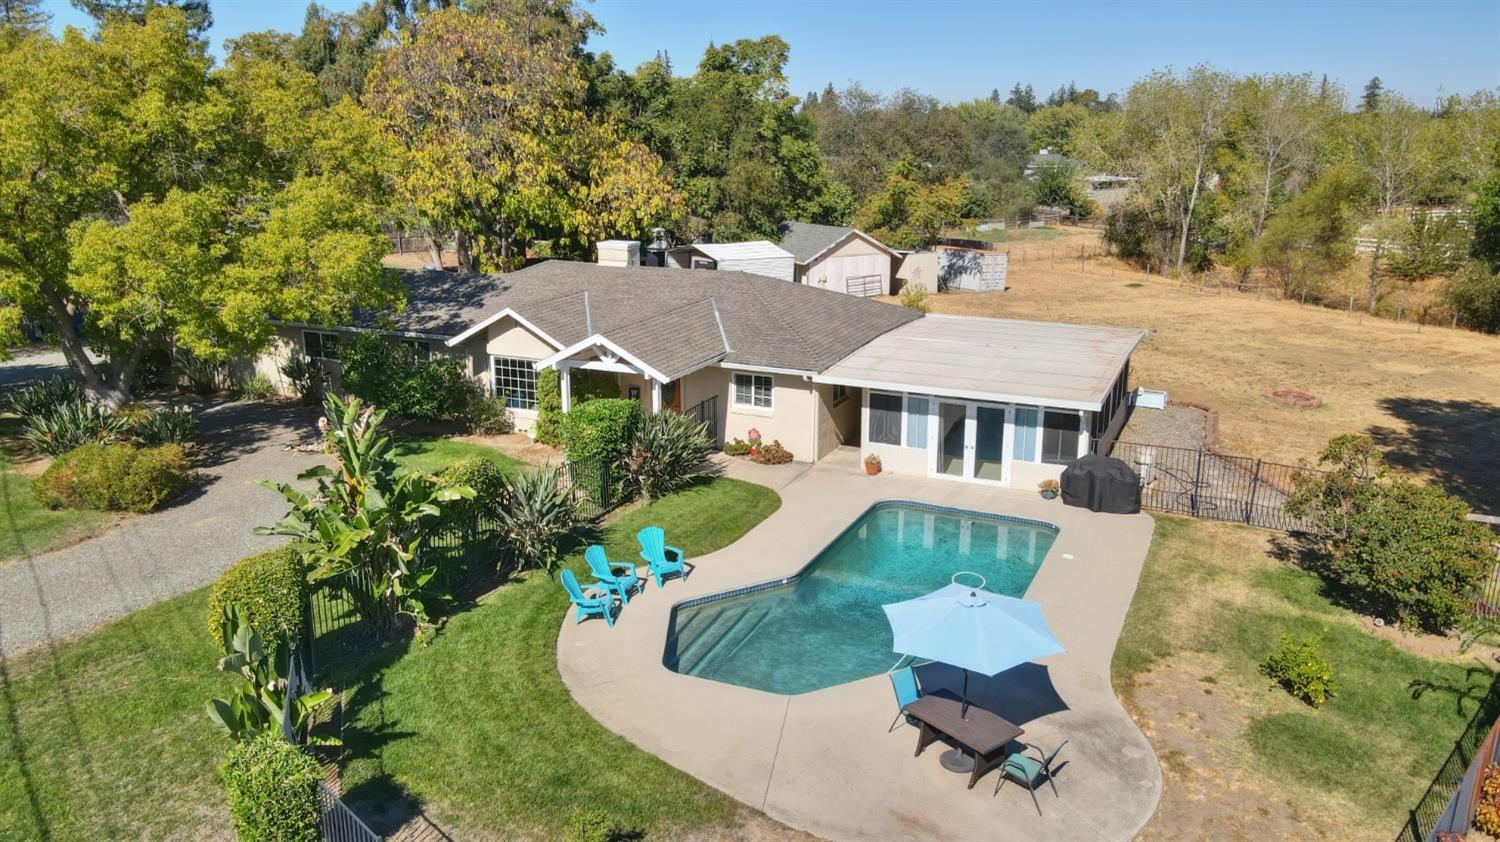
[{"x1": 662, "y1": 501, "x2": 1058, "y2": 695}]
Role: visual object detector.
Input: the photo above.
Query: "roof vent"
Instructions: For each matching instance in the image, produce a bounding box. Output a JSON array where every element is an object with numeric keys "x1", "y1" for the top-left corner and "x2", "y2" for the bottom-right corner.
[{"x1": 596, "y1": 240, "x2": 641, "y2": 268}]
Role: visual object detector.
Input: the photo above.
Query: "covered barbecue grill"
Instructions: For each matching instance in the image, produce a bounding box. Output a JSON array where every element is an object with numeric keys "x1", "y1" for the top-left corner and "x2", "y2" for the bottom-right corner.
[{"x1": 1060, "y1": 454, "x2": 1141, "y2": 514}]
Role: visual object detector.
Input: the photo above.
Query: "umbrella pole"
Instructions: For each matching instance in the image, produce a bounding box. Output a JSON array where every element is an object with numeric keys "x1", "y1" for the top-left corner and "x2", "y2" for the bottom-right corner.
[{"x1": 939, "y1": 669, "x2": 977, "y2": 774}]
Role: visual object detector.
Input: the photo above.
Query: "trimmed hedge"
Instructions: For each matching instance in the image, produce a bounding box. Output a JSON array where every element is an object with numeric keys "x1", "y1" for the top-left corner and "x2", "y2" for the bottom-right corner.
[
  {"x1": 32, "y1": 443, "x2": 192, "y2": 512},
  {"x1": 223, "y1": 731, "x2": 321, "y2": 842},
  {"x1": 534, "y1": 368, "x2": 621, "y2": 446},
  {"x1": 559, "y1": 398, "x2": 640, "y2": 465},
  {"x1": 207, "y1": 547, "x2": 308, "y2": 649},
  {"x1": 435, "y1": 457, "x2": 507, "y2": 525}
]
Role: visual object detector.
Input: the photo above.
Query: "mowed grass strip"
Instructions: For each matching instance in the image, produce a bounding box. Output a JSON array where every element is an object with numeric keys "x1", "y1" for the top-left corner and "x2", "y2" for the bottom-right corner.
[
  {"x1": 391, "y1": 436, "x2": 527, "y2": 475},
  {"x1": 333, "y1": 477, "x2": 783, "y2": 838},
  {"x1": 1113, "y1": 514, "x2": 1491, "y2": 835}
]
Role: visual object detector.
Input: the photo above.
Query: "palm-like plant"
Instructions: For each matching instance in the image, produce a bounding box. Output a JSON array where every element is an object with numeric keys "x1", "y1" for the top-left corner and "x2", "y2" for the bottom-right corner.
[
  {"x1": 22, "y1": 397, "x2": 130, "y2": 456},
  {"x1": 496, "y1": 466, "x2": 578, "y2": 574},
  {"x1": 256, "y1": 395, "x2": 473, "y2": 632},
  {"x1": 205, "y1": 604, "x2": 336, "y2": 744}
]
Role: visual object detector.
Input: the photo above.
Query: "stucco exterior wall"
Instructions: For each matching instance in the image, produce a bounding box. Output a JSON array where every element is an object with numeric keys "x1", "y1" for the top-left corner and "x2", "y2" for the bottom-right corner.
[
  {"x1": 812, "y1": 382, "x2": 859, "y2": 459},
  {"x1": 683, "y1": 367, "x2": 817, "y2": 460}
]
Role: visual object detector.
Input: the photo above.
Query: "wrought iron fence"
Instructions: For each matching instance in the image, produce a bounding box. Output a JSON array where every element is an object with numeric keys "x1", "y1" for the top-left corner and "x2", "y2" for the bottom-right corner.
[
  {"x1": 1093, "y1": 439, "x2": 1320, "y2": 533},
  {"x1": 1395, "y1": 676, "x2": 1500, "y2": 842},
  {"x1": 318, "y1": 782, "x2": 383, "y2": 842},
  {"x1": 684, "y1": 395, "x2": 721, "y2": 446}
]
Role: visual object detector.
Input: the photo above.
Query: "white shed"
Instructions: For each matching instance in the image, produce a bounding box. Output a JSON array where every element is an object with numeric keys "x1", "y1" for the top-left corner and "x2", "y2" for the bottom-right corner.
[{"x1": 666, "y1": 241, "x2": 795, "y2": 282}]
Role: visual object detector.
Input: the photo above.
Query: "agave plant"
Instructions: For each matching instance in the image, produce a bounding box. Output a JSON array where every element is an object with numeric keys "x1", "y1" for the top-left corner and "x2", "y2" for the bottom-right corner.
[
  {"x1": 622, "y1": 410, "x2": 717, "y2": 500},
  {"x1": 204, "y1": 604, "x2": 336, "y2": 745},
  {"x1": 133, "y1": 405, "x2": 197, "y2": 447},
  {"x1": 22, "y1": 398, "x2": 130, "y2": 457},
  {"x1": 3, "y1": 376, "x2": 83, "y2": 419},
  {"x1": 496, "y1": 466, "x2": 579, "y2": 574},
  {"x1": 256, "y1": 395, "x2": 473, "y2": 633},
  {"x1": 279, "y1": 354, "x2": 324, "y2": 405}
]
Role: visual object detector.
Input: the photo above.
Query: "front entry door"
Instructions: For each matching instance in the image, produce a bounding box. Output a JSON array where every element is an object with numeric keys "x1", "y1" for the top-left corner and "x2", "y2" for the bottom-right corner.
[{"x1": 931, "y1": 401, "x2": 1010, "y2": 485}]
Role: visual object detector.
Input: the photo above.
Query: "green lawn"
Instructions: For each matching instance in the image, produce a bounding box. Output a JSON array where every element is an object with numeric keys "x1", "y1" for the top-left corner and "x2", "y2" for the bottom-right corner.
[
  {"x1": 0, "y1": 419, "x2": 111, "y2": 567},
  {"x1": 333, "y1": 477, "x2": 782, "y2": 838},
  {"x1": 0, "y1": 587, "x2": 233, "y2": 841},
  {"x1": 1113, "y1": 515, "x2": 1492, "y2": 835},
  {"x1": 0, "y1": 461, "x2": 779, "y2": 840},
  {"x1": 391, "y1": 436, "x2": 526, "y2": 475}
]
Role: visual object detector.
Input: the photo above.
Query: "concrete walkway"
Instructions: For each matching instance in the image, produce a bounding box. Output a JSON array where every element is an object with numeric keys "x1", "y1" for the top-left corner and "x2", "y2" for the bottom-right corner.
[
  {"x1": 558, "y1": 450, "x2": 1162, "y2": 841},
  {"x1": 0, "y1": 400, "x2": 324, "y2": 657}
]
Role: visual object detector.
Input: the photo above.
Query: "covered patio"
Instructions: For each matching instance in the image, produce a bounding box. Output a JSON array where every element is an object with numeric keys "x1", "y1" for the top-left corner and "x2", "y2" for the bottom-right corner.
[
  {"x1": 812, "y1": 314, "x2": 1142, "y2": 489},
  {"x1": 556, "y1": 451, "x2": 1161, "y2": 841}
]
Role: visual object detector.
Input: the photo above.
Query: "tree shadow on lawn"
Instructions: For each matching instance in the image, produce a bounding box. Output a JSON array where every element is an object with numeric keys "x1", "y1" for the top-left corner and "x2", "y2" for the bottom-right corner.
[
  {"x1": 332, "y1": 640, "x2": 434, "y2": 839},
  {"x1": 1370, "y1": 397, "x2": 1500, "y2": 514}
]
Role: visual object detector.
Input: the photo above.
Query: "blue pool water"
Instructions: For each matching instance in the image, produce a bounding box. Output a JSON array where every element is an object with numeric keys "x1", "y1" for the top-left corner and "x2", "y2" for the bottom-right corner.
[{"x1": 663, "y1": 501, "x2": 1058, "y2": 695}]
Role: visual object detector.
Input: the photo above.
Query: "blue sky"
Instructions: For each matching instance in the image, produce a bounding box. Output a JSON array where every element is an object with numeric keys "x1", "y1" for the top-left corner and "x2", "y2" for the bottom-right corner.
[{"x1": 43, "y1": 0, "x2": 1500, "y2": 107}]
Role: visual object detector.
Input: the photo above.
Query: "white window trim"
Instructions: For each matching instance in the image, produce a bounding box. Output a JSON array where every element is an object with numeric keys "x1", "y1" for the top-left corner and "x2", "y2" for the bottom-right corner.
[
  {"x1": 491, "y1": 355, "x2": 540, "y2": 411},
  {"x1": 832, "y1": 383, "x2": 849, "y2": 406},
  {"x1": 1036, "y1": 408, "x2": 1085, "y2": 465},
  {"x1": 303, "y1": 330, "x2": 341, "y2": 361},
  {"x1": 867, "y1": 390, "x2": 932, "y2": 449},
  {"x1": 732, "y1": 372, "x2": 774, "y2": 410}
]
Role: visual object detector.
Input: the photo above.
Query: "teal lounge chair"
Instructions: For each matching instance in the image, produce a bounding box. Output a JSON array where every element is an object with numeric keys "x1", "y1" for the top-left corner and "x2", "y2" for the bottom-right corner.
[
  {"x1": 994, "y1": 740, "x2": 1068, "y2": 815},
  {"x1": 637, "y1": 526, "x2": 688, "y2": 588},
  {"x1": 888, "y1": 665, "x2": 923, "y2": 732},
  {"x1": 561, "y1": 569, "x2": 616, "y2": 627},
  {"x1": 585, "y1": 545, "x2": 640, "y2": 605}
]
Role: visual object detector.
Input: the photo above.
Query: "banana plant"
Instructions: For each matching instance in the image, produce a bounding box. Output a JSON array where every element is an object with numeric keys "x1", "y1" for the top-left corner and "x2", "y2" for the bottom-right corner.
[
  {"x1": 205, "y1": 604, "x2": 338, "y2": 745},
  {"x1": 256, "y1": 394, "x2": 473, "y2": 634}
]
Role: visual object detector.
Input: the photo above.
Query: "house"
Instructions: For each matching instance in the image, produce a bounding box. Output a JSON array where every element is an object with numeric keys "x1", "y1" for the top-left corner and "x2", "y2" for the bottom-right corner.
[
  {"x1": 776, "y1": 221, "x2": 899, "y2": 297},
  {"x1": 664, "y1": 240, "x2": 795, "y2": 281},
  {"x1": 259, "y1": 255, "x2": 1141, "y2": 489}
]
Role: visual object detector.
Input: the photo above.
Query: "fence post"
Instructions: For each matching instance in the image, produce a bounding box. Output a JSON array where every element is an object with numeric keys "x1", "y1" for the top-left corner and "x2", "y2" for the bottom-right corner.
[
  {"x1": 1245, "y1": 459, "x2": 1261, "y2": 525},
  {"x1": 1190, "y1": 449, "x2": 1205, "y2": 517}
]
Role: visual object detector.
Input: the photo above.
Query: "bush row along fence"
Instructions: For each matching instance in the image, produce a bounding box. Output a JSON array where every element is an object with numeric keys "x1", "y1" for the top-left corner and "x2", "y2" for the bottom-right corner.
[
  {"x1": 305, "y1": 455, "x2": 621, "y2": 670},
  {"x1": 1092, "y1": 438, "x2": 1319, "y2": 533},
  {"x1": 1394, "y1": 674, "x2": 1500, "y2": 842}
]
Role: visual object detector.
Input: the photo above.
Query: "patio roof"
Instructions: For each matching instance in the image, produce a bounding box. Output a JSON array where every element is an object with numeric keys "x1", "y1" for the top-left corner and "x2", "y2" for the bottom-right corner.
[{"x1": 813, "y1": 314, "x2": 1145, "y2": 412}]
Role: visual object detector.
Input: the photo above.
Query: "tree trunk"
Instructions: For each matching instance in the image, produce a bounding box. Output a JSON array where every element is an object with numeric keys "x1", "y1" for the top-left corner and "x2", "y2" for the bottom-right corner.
[
  {"x1": 1367, "y1": 242, "x2": 1382, "y2": 315},
  {"x1": 426, "y1": 235, "x2": 443, "y2": 270},
  {"x1": 1176, "y1": 158, "x2": 1204, "y2": 276},
  {"x1": 38, "y1": 282, "x2": 131, "y2": 406},
  {"x1": 455, "y1": 230, "x2": 474, "y2": 274}
]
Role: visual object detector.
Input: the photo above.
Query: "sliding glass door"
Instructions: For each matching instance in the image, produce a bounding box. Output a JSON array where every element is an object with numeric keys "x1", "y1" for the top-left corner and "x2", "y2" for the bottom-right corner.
[
  {"x1": 930, "y1": 401, "x2": 1011, "y2": 485},
  {"x1": 973, "y1": 405, "x2": 1007, "y2": 481},
  {"x1": 938, "y1": 402, "x2": 967, "y2": 477}
]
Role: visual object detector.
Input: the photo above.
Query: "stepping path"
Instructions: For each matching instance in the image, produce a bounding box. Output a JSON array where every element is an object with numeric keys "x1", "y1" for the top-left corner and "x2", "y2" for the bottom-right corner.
[{"x1": 0, "y1": 399, "x2": 325, "y2": 657}]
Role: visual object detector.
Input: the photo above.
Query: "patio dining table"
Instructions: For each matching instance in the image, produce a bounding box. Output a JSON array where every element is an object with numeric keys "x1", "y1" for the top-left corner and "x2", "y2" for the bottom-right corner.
[{"x1": 904, "y1": 695, "x2": 1024, "y2": 789}]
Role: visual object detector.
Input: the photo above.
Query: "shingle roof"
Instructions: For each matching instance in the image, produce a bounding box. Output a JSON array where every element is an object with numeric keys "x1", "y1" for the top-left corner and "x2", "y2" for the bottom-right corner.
[
  {"x1": 373, "y1": 261, "x2": 921, "y2": 380},
  {"x1": 775, "y1": 221, "x2": 857, "y2": 263}
]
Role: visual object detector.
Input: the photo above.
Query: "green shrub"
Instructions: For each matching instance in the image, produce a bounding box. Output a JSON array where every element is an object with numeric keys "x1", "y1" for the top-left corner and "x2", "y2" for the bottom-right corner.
[
  {"x1": 176, "y1": 351, "x2": 229, "y2": 396},
  {"x1": 23, "y1": 398, "x2": 130, "y2": 456},
  {"x1": 279, "y1": 354, "x2": 324, "y2": 405},
  {"x1": 435, "y1": 457, "x2": 507, "y2": 525},
  {"x1": 1260, "y1": 632, "x2": 1337, "y2": 708},
  {"x1": 238, "y1": 373, "x2": 276, "y2": 401},
  {"x1": 560, "y1": 398, "x2": 640, "y2": 466},
  {"x1": 33, "y1": 442, "x2": 192, "y2": 512},
  {"x1": 751, "y1": 439, "x2": 794, "y2": 465},
  {"x1": 339, "y1": 333, "x2": 474, "y2": 421},
  {"x1": 4, "y1": 375, "x2": 82, "y2": 418},
  {"x1": 723, "y1": 437, "x2": 751, "y2": 457},
  {"x1": 1288, "y1": 434, "x2": 1493, "y2": 632},
  {"x1": 623, "y1": 410, "x2": 716, "y2": 500},
  {"x1": 899, "y1": 282, "x2": 932, "y2": 312},
  {"x1": 133, "y1": 405, "x2": 197, "y2": 447},
  {"x1": 466, "y1": 393, "x2": 512, "y2": 435},
  {"x1": 496, "y1": 466, "x2": 578, "y2": 573},
  {"x1": 535, "y1": 368, "x2": 620, "y2": 446},
  {"x1": 565, "y1": 807, "x2": 633, "y2": 842},
  {"x1": 207, "y1": 548, "x2": 308, "y2": 650},
  {"x1": 222, "y1": 732, "x2": 321, "y2": 842}
]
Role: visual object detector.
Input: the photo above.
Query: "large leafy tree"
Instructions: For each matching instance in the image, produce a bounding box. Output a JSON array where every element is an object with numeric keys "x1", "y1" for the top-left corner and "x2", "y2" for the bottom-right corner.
[
  {"x1": 69, "y1": 0, "x2": 211, "y2": 34},
  {"x1": 366, "y1": 5, "x2": 677, "y2": 271},
  {"x1": 855, "y1": 160, "x2": 969, "y2": 249},
  {"x1": 0, "y1": 9, "x2": 399, "y2": 405}
]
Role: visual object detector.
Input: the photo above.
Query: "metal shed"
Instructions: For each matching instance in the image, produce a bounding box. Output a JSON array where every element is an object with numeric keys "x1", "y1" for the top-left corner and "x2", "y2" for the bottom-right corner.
[{"x1": 666, "y1": 241, "x2": 795, "y2": 282}]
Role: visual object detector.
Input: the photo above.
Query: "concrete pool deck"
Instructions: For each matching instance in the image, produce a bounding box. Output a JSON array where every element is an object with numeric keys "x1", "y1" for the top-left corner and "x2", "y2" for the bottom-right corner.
[{"x1": 557, "y1": 451, "x2": 1162, "y2": 841}]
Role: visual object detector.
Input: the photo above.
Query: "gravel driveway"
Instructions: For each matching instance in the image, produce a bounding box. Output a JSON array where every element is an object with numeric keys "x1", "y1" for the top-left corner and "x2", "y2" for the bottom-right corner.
[{"x1": 0, "y1": 399, "x2": 326, "y2": 657}]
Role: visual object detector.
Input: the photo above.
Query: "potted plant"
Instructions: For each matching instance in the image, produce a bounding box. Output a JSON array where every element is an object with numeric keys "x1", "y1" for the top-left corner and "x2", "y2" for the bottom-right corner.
[
  {"x1": 863, "y1": 453, "x2": 882, "y2": 476},
  {"x1": 1038, "y1": 479, "x2": 1060, "y2": 500},
  {"x1": 747, "y1": 427, "x2": 762, "y2": 457}
]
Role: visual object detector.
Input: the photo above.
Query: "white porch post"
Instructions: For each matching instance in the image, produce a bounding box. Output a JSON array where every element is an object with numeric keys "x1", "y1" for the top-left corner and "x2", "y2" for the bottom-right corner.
[
  {"x1": 559, "y1": 365, "x2": 573, "y2": 412},
  {"x1": 650, "y1": 379, "x2": 663, "y2": 413},
  {"x1": 1077, "y1": 411, "x2": 1091, "y2": 458}
]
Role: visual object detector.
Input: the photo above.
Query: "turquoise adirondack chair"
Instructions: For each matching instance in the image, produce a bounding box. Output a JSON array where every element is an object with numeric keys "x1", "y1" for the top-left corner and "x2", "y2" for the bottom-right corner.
[
  {"x1": 887, "y1": 665, "x2": 923, "y2": 732},
  {"x1": 560, "y1": 569, "x2": 615, "y2": 627},
  {"x1": 636, "y1": 526, "x2": 688, "y2": 588},
  {"x1": 585, "y1": 545, "x2": 640, "y2": 605}
]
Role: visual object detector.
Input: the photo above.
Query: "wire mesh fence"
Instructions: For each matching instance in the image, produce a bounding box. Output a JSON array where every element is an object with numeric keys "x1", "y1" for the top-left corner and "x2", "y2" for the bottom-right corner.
[{"x1": 1093, "y1": 439, "x2": 1319, "y2": 532}]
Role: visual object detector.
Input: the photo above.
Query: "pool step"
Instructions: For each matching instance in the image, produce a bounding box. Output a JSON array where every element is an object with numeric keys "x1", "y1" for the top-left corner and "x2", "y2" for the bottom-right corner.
[
  {"x1": 682, "y1": 607, "x2": 772, "y2": 678},
  {"x1": 670, "y1": 605, "x2": 746, "y2": 672}
]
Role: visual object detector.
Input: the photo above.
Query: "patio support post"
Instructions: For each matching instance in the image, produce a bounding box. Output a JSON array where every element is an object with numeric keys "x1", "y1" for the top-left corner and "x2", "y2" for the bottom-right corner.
[
  {"x1": 650, "y1": 379, "x2": 663, "y2": 413},
  {"x1": 559, "y1": 364, "x2": 573, "y2": 412}
]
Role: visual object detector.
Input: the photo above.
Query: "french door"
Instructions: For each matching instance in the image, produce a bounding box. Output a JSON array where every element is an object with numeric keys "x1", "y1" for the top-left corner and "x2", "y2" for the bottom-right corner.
[{"x1": 931, "y1": 401, "x2": 1010, "y2": 485}]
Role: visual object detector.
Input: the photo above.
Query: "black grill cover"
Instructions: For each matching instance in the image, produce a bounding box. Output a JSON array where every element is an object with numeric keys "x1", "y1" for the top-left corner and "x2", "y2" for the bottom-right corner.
[{"x1": 1060, "y1": 454, "x2": 1141, "y2": 514}]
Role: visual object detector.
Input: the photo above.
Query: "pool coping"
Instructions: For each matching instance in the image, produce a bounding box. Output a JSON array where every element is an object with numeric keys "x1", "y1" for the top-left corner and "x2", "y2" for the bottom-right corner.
[{"x1": 557, "y1": 454, "x2": 1163, "y2": 841}]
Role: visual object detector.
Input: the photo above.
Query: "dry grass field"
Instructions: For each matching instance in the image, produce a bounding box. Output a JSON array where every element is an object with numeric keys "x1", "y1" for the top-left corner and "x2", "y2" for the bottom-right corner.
[{"x1": 901, "y1": 228, "x2": 1500, "y2": 513}]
